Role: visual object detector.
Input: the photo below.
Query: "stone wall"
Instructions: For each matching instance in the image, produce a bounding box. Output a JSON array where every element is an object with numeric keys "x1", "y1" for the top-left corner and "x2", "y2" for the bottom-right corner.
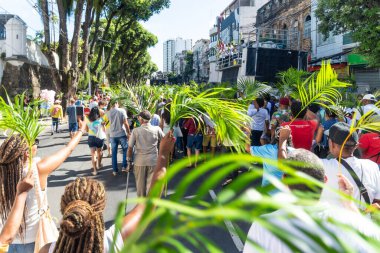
[
  {"x1": 256, "y1": 0, "x2": 312, "y2": 52},
  {"x1": 1, "y1": 61, "x2": 58, "y2": 98}
]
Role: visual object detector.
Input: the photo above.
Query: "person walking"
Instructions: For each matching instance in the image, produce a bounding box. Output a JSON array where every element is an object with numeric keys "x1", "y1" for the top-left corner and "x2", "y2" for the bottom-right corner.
[
  {"x1": 184, "y1": 117, "x2": 203, "y2": 168},
  {"x1": 0, "y1": 122, "x2": 86, "y2": 252},
  {"x1": 127, "y1": 110, "x2": 164, "y2": 197},
  {"x1": 86, "y1": 107, "x2": 106, "y2": 176},
  {"x1": 107, "y1": 100, "x2": 131, "y2": 176},
  {"x1": 66, "y1": 98, "x2": 78, "y2": 139},
  {"x1": 50, "y1": 100, "x2": 63, "y2": 135}
]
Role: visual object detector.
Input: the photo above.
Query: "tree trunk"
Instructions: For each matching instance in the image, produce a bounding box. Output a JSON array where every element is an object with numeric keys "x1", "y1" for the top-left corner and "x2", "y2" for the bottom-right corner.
[
  {"x1": 57, "y1": 0, "x2": 70, "y2": 113},
  {"x1": 39, "y1": 0, "x2": 51, "y2": 48},
  {"x1": 80, "y1": 0, "x2": 95, "y2": 74}
]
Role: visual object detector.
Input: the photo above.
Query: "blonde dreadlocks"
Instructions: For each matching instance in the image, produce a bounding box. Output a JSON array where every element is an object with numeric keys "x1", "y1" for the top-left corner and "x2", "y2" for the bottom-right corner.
[
  {"x1": 0, "y1": 135, "x2": 28, "y2": 236},
  {"x1": 54, "y1": 177, "x2": 106, "y2": 253}
]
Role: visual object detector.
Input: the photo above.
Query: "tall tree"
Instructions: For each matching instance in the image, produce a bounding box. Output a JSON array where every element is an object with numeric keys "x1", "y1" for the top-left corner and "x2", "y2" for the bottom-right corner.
[{"x1": 316, "y1": 0, "x2": 380, "y2": 67}]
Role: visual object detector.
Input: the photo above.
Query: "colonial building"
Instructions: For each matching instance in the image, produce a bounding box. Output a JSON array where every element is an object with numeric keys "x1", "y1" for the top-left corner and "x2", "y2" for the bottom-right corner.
[
  {"x1": 0, "y1": 14, "x2": 57, "y2": 97},
  {"x1": 256, "y1": 0, "x2": 312, "y2": 52}
]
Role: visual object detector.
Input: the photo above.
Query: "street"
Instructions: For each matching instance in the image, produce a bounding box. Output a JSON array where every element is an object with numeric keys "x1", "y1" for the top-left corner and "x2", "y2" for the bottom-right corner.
[{"x1": 36, "y1": 123, "x2": 251, "y2": 253}]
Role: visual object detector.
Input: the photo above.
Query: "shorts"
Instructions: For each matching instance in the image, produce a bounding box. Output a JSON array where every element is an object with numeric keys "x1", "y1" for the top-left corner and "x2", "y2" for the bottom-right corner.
[
  {"x1": 88, "y1": 136, "x2": 105, "y2": 149},
  {"x1": 69, "y1": 122, "x2": 78, "y2": 132},
  {"x1": 203, "y1": 135, "x2": 217, "y2": 147},
  {"x1": 187, "y1": 134, "x2": 203, "y2": 150}
]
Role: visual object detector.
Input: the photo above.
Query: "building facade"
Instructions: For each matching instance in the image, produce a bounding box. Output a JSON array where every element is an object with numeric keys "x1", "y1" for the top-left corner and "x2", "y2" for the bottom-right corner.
[
  {"x1": 163, "y1": 39, "x2": 175, "y2": 73},
  {"x1": 192, "y1": 39, "x2": 210, "y2": 83},
  {"x1": 208, "y1": 0, "x2": 270, "y2": 83},
  {"x1": 256, "y1": 0, "x2": 312, "y2": 52},
  {"x1": 309, "y1": 0, "x2": 379, "y2": 92},
  {"x1": 0, "y1": 14, "x2": 57, "y2": 97},
  {"x1": 175, "y1": 37, "x2": 192, "y2": 54},
  {"x1": 172, "y1": 50, "x2": 187, "y2": 76}
]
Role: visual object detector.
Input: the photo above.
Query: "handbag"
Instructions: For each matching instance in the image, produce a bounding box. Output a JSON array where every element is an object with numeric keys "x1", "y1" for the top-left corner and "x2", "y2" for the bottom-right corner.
[
  {"x1": 32, "y1": 160, "x2": 59, "y2": 252},
  {"x1": 96, "y1": 123, "x2": 107, "y2": 140}
]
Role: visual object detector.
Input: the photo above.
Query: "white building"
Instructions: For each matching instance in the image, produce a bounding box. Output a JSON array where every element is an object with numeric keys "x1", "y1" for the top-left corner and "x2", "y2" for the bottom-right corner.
[
  {"x1": 175, "y1": 37, "x2": 192, "y2": 54},
  {"x1": 310, "y1": 0, "x2": 379, "y2": 92},
  {"x1": 163, "y1": 39, "x2": 175, "y2": 73},
  {"x1": 208, "y1": 0, "x2": 269, "y2": 83},
  {"x1": 163, "y1": 38, "x2": 192, "y2": 74}
]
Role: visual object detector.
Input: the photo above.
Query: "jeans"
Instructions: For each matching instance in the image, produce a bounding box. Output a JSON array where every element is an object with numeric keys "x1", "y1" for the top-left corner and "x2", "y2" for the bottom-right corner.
[
  {"x1": 110, "y1": 135, "x2": 128, "y2": 172},
  {"x1": 8, "y1": 242, "x2": 35, "y2": 253}
]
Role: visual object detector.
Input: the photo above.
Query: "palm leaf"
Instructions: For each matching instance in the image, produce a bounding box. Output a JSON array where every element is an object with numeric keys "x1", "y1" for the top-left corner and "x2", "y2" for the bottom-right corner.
[
  {"x1": 276, "y1": 68, "x2": 309, "y2": 98},
  {"x1": 0, "y1": 90, "x2": 44, "y2": 170},
  {"x1": 115, "y1": 154, "x2": 380, "y2": 252},
  {"x1": 167, "y1": 88, "x2": 251, "y2": 151},
  {"x1": 297, "y1": 61, "x2": 351, "y2": 112},
  {"x1": 237, "y1": 77, "x2": 272, "y2": 102}
]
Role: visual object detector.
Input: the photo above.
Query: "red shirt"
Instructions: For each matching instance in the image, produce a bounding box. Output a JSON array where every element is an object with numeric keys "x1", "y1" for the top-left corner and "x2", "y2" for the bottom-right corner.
[
  {"x1": 359, "y1": 133, "x2": 380, "y2": 164},
  {"x1": 184, "y1": 118, "x2": 198, "y2": 135},
  {"x1": 281, "y1": 120, "x2": 318, "y2": 150}
]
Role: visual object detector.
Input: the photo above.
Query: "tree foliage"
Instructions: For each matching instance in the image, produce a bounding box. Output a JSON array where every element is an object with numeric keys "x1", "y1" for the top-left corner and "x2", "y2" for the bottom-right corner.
[{"x1": 315, "y1": 0, "x2": 380, "y2": 67}]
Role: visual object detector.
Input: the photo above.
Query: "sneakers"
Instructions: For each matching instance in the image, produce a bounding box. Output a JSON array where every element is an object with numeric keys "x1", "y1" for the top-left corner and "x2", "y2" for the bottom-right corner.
[
  {"x1": 122, "y1": 167, "x2": 128, "y2": 173},
  {"x1": 112, "y1": 172, "x2": 118, "y2": 176}
]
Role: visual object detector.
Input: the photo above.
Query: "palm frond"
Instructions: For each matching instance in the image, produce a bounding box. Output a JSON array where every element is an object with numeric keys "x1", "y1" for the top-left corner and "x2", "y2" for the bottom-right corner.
[
  {"x1": 237, "y1": 77, "x2": 272, "y2": 102},
  {"x1": 276, "y1": 68, "x2": 309, "y2": 98},
  {"x1": 168, "y1": 88, "x2": 251, "y2": 151},
  {"x1": 115, "y1": 154, "x2": 380, "y2": 252},
  {"x1": 297, "y1": 61, "x2": 351, "y2": 110},
  {"x1": 0, "y1": 90, "x2": 44, "y2": 169}
]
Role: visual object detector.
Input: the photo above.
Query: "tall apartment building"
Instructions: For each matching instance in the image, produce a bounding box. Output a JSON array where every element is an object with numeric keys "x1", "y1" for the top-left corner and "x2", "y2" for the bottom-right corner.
[
  {"x1": 163, "y1": 39, "x2": 175, "y2": 73},
  {"x1": 163, "y1": 38, "x2": 192, "y2": 73},
  {"x1": 175, "y1": 37, "x2": 192, "y2": 54}
]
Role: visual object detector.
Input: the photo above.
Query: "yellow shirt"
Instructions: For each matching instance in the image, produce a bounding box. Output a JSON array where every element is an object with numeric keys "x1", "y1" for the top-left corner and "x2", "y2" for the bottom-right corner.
[
  {"x1": 50, "y1": 105, "x2": 63, "y2": 119},
  {"x1": 103, "y1": 113, "x2": 110, "y2": 130}
]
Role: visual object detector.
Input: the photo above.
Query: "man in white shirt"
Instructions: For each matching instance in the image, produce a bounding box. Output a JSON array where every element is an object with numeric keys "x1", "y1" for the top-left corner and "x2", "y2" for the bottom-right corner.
[
  {"x1": 320, "y1": 122, "x2": 380, "y2": 211},
  {"x1": 361, "y1": 94, "x2": 379, "y2": 115},
  {"x1": 244, "y1": 147, "x2": 380, "y2": 253}
]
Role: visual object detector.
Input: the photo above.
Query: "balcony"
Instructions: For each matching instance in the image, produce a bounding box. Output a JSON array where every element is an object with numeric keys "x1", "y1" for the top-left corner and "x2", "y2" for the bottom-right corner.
[{"x1": 216, "y1": 52, "x2": 243, "y2": 71}]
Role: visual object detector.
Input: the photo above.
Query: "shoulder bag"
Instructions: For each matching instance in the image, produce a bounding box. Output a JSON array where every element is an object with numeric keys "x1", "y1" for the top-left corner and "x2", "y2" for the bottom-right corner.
[
  {"x1": 339, "y1": 159, "x2": 371, "y2": 205},
  {"x1": 33, "y1": 161, "x2": 59, "y2": 252},
  {"x1": 96, "y1": 122, "x2": 107, "y2": 140}
]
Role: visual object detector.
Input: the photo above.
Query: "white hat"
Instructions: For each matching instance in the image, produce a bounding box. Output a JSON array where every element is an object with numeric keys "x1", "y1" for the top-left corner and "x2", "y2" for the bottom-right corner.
[{"x1": 362, "y1": 94, "x2": 377, "y2": 102}]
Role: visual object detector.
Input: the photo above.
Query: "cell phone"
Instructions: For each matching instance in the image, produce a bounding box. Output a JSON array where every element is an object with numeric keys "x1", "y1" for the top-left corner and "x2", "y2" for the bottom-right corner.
[{"x1": 76, "y1": 106, "x2": 84, "y2": 121}]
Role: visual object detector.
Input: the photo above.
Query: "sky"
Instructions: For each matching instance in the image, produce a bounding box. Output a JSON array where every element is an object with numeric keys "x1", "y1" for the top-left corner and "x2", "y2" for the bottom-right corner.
[{"x1": 0, "y1": 0, "x2": 233, "y2": 71}]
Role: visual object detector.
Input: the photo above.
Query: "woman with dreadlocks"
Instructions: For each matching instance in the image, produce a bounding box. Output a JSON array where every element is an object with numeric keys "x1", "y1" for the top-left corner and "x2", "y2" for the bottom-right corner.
[
  {"x1": 39, "y1": 131, "x2": 175, "y2": 253},
  {"x1": 0, "y1": 120, "x2": 86, "y2": 252}
]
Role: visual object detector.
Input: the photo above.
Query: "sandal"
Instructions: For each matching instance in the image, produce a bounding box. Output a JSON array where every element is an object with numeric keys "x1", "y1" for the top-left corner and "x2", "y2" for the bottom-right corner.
[{"x1": 221, "y1": 179, "x2": 233, "y2": 187}]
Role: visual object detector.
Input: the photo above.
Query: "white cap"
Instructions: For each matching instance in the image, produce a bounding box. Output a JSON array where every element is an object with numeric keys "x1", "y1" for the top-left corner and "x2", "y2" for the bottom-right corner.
[{"x1": 362, "y1": 94, "x2": 377, "y2": 102}]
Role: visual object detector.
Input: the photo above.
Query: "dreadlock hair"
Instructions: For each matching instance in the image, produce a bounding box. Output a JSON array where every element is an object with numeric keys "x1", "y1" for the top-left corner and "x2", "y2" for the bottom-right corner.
[
  {"x1": 0, "y1": 135, "x2": 28, "y2": 237},
  {"x1": 54, "y1": 177, "x2": 106, "y2": 253}
]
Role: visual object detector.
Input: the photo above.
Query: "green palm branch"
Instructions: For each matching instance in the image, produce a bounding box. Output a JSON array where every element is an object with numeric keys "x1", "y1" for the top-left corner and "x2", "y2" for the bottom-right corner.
[
  {"x1": 0, "y1": 90, "x2": 44, "y2": 170},
  {"x1": 113, "y1": 153, "x2": 380, "y2": 252},
  {"x1": 116, "y1": 85, "x2": 161, "y2": 115},
  {"x1": 237, "y1": 77, "x2": 272, "y2": 102},
  {"x1": 276, "y1": 68, "x2": 309, "y2": 98},
  {"x1": 168, "y1": 88, "x2": 251, "y2": 151},
  {"x1": 297, "y1": 61, "x2": 351, "y2": 112}
]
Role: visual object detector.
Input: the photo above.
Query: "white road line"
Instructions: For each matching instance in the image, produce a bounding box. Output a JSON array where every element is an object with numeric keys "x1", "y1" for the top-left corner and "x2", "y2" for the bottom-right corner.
[{"x1": 209, "y1": 190, "x2": 244, "y2": 252}]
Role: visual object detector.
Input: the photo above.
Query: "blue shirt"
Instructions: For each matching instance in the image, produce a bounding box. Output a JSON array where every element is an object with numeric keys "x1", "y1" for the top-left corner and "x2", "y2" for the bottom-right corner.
[
  {"x1": 322, "y1": 118, "x2": 338, "y2": 146},
  {"x1": 250, "y1": 144, "x2": 282, "y2": 195}
]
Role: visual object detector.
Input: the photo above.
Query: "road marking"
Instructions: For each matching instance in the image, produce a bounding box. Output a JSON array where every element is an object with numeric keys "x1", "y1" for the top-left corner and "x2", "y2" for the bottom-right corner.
[{"x1": 209, "y1": 190, "x2": 244, "y2": 252}]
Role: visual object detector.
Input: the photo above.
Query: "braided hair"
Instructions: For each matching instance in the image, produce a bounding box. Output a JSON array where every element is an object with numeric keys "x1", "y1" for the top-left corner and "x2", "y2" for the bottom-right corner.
[
  {"x1": 0, "y1": 135, "x2": 28, "y2": 236},
  {"x1": 54, "y1": 177, "x2": 106, "y2": 253}
]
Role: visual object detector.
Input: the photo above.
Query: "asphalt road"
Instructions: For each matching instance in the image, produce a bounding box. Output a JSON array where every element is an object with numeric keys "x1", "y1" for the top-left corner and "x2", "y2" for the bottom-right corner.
[{"x1": 34, "y1": 123, "x2": 253, "y2": 252}]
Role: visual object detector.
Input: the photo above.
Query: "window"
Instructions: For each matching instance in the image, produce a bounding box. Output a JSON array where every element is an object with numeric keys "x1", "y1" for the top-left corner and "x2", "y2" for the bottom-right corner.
[
  {"x1": 317, "y1": 32, "x2": 335, "y2": 46},
  {"x1": 304, "y1": 15, "x2": 311, "y2": 38}
]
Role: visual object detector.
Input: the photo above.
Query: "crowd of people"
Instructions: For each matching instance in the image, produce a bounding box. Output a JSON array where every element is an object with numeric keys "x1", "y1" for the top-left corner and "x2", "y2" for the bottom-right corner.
[{"x1": 0, "y1": 89, "x2": 379, "y2": 253}]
